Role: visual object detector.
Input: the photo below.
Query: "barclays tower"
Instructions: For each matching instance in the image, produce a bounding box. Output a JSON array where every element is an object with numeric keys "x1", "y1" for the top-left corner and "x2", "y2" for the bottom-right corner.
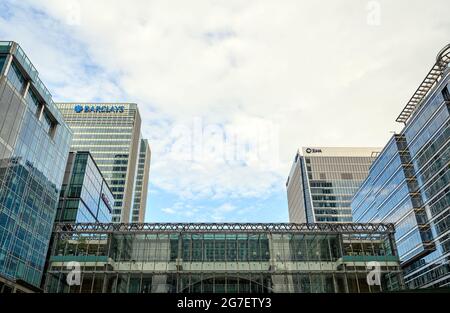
[{"x1": 55, "y1": 103, "x2": 146, "y2": 223}]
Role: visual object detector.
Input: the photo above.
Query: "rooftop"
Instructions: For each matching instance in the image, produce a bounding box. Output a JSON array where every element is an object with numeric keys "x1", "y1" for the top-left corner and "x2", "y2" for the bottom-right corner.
[
  {"x1": 0, "y1": 41, "x2": 67, "y2": 127},
  {"x1": 396, "y1": 44, "x2": 450, "y2": 124}
]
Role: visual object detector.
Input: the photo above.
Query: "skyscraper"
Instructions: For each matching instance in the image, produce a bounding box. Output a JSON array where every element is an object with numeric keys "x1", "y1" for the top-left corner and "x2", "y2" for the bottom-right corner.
[
  {"x1": 0, "y1": 41, "x2": 72, "y2": 291},
  {"x1": 352, "y1": 44, "x2": 450, "y2": 289},
  {"x1": 286, "y1": 147, "x2": 380, "y2": 223},
  {"x1": 56, "y1": 103, "x2": 142, "y2": 223},
  {"x1": 56, "y1": 151, "x2": 114, "y2": 223},
  {"x1": 131, "y1": 138, "x2": 151, "y2": 223}
]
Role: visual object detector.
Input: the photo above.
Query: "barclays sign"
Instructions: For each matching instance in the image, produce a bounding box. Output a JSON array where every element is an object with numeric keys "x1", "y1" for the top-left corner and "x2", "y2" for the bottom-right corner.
[{"x1": 74, "y1": 105, "x2": 125, "y2": 113}]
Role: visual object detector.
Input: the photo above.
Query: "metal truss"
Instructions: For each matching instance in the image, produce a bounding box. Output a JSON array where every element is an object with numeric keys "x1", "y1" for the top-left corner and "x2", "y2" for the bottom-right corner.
[
  {"x1": 396, "y1": 43, "x2": 450, "y2": 124},
  {"x1": 53, "y1": 223, "x2": 395, "y2": 235}
]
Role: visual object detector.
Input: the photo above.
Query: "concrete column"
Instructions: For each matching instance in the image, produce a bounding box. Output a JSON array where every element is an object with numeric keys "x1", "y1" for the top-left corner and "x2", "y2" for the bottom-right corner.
[
  {"x1": 22, "y1": 81, "x2": 30, "y2": 98},
  {"x1": 37, "y1": 102, "x2": 45, "y2": 121}
]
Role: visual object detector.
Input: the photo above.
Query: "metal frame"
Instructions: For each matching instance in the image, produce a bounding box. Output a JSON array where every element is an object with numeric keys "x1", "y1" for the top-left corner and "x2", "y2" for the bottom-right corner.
[
  {"x1": 47, "y1": 223, "x2": 402, "y2": 293},
  {"x1": 53, "y1": 222, "x2": 395, "y2": 234},
  {"x1": 396, "y1": 44, "x2": 450, "y2": 124}
]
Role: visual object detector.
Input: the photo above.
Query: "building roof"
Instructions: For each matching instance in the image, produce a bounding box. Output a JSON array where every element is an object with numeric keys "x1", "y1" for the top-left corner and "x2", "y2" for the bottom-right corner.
[{"x1": 396, "y1": 44, "x2": 450, "y2": 124}]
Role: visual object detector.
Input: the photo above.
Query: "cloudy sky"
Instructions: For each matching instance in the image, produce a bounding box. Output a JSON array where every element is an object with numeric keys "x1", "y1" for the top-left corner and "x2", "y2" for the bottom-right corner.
[{"x1": 1, "y1": 0, "x2": 449, "y2": 222}]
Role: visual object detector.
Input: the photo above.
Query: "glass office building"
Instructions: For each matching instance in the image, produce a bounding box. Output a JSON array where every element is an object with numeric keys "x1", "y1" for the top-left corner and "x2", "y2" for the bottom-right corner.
[
  {"x1": 56, "y1": 151, "x2": 113, "y2": 224},
  {"x1": 287, "y1": 147, "x2": 380, "y2": 223},
  {"x1": 55, "y1": 103, "x2": 143, "y2": 223},
  {"x1": 131, "y1": 138, "x2": 151, "y2": 223},
  {"x1": 0, "y1": 41, "x2": 72, "y2": 290},
  {"x1": 44, "y1": 223, "x2": 403, "y2": 293},
  {"x1": 353, "y1": 44, "x2": 450, "y2": 289}
]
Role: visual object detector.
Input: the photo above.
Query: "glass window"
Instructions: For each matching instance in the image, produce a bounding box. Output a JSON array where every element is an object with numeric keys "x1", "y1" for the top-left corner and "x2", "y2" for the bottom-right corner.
[
  {"x1": 25, "y1": 88, "x2": 41, "y2": 115},
  {"x1": 0, "y1": 55, "x2": 6, "y2": 73},
  {"x1": 6, "y1": 61, "x2": 26, "y2": 93},
  {"x1": 42, "y1": 111, "x2": 54, "y2": 135}
]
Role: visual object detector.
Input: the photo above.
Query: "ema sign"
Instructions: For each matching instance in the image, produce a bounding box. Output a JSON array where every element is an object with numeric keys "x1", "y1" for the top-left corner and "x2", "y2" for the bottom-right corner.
[
  {"x1": 74, "y1": 105, "x2": 125, "y2": 113},
  {"x1": 305, "y1": 148, "x2": 322, "y2": 154}
]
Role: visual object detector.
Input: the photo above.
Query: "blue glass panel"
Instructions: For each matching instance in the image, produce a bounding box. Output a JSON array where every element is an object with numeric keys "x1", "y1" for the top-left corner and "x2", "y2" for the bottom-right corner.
[
  {"x1": 25, "y1": 89, "x2": 41, "y2": 115},
  {"x1": 6, "y1": 61, "x2": 25, "y2": 93},
  {"x1": 0, "y1": 55, "x2": 6, "y2": 73}
]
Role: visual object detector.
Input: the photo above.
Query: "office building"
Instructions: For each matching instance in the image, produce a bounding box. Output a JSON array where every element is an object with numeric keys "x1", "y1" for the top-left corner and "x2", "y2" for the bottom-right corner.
[
  {"x1": 44, "y1": 222, "x2": 403, "y2": 293},
  {"x1": 287, "y1": 147, "x2": 380, "y2": 223},
  {"x1": 131, "y1": 138, "x2": 151, "y2": 223},
  {"x1": 352, "y1": 44, "x2": 450, "y2": 289},
  {"x1": 0, "y1": 41, "x2": 72, "y2": 291},
  {"x1": 56, "y1": 151, "x2": 114, "y2": 223},
  {"x1": 55, "y1": 103, "x2": 143, "y2": 223}
]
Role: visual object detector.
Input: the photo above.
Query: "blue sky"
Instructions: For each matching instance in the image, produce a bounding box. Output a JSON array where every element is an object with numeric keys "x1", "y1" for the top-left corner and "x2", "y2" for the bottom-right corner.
[{"x1": 1, "y1": 0, "x2": 449, "y2": 222}]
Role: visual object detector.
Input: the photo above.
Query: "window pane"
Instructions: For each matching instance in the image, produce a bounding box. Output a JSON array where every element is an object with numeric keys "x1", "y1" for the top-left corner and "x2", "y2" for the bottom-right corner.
[
  {"x1": 6, "y1": 61, "x2": 26, "y2": 93},
  {"x1": 0, "y1": 55, "x2": 6, "y2": 73}
]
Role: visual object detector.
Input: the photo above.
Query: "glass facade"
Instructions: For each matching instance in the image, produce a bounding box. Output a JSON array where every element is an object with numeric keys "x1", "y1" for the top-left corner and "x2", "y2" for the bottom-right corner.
[
  {"x1": 56, "y1": 151, "x2": 113, "y2": 223},
  {"x1": 44, "y1": 223, "x2": 403, "y2": 293},
  {"x1": 0, "y1": 41, "x2": 72, "y2": 288},
  {"x1": 55, "y1": 103, "x2": 143, "y2": 223},
  {"x1": 353, "y1": 71, "x2": 450, "y2": 289},
  {"x1": 131, "y1": 138, "x2": 151, "y2": 223},
  {"x1": 287, "y1": 148, "x2": 379, "y2": 223}
]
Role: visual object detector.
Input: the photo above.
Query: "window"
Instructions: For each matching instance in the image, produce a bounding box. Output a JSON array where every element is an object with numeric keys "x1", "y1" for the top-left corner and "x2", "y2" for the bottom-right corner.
[
  {"x1": 443, "y1": 86, "x2": 450, "y2": 101},
  {"x1": 341, "y1": 173, "x2": 353, "y2": 180},
  {"x1": 42, "y1": 111, "x2": 56, "y2": 137},
  {"x1": 6, "y1": 61, "x2": 26, "y2": 94},
  {"x1": 0, "y1": 55, "x2": 6, "y2": 73},
  {"x1": 25, "y1": 88, "x2": 41, "y2": 115}
]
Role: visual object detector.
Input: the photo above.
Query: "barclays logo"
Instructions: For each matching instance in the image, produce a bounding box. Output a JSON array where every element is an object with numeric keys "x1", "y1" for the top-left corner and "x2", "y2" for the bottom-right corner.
[{"x1": 74, "y1": 105, "x2": 125, "y2": 113}]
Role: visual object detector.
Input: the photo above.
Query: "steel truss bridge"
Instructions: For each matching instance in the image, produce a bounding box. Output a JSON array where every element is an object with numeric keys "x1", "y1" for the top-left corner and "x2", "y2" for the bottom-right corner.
[{"x1": 53, "y1": 222, "x2": 395, "y2": 235}]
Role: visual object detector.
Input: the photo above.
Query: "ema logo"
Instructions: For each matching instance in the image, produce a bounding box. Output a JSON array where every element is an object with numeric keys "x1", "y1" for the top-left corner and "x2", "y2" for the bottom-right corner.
[
  {"x1": 74, "y1": 105, "x2": 125, "y2": 113},
  {"x1": 306, "y1": 148, "x2": 322, "y2": 154},
  {"x1": 74, "y1": 105, "x2": 84, "y2": 113}
]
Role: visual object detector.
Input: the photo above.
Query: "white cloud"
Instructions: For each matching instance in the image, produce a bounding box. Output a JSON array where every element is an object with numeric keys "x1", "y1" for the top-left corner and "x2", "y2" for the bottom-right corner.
[
  {"x1": 161, "y1": 207, "x2": 176, "y2": 215},
  {"x1": 3, "y1": 0, "x2": 450, "y2": 216},
  {"x1": 160, "y1": 202, "x2": 240, "y2": 222}
]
